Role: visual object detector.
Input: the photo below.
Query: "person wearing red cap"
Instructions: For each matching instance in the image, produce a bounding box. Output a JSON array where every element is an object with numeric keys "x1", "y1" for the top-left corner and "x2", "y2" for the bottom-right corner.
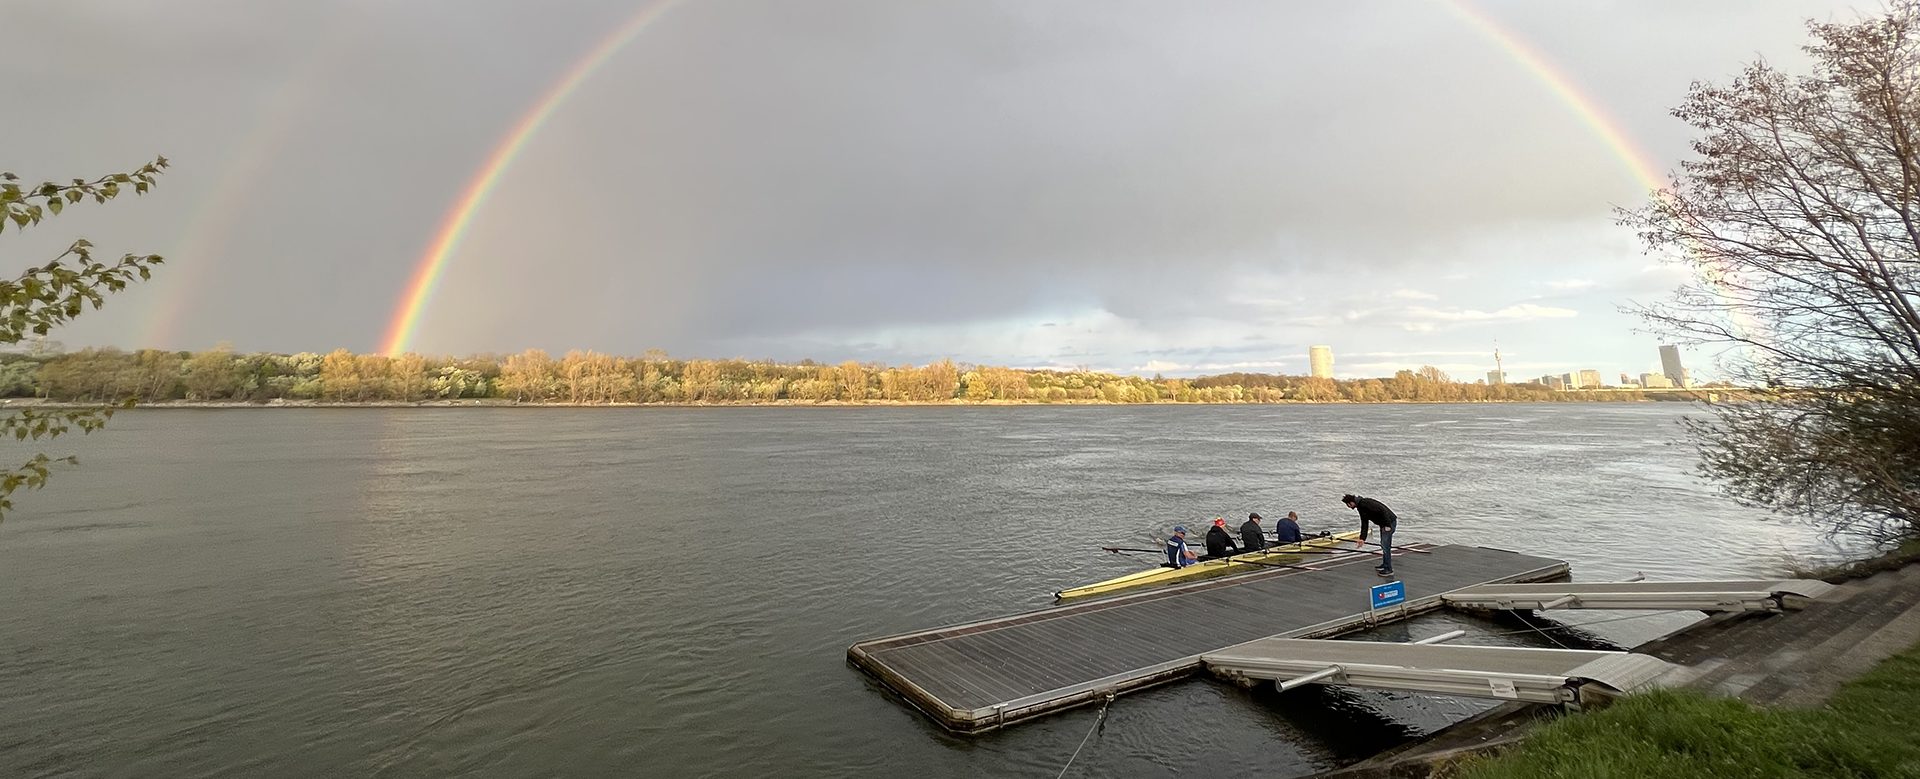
[{"x1": 1202, "y1": 517, "x2": 1239, "y2": 560}]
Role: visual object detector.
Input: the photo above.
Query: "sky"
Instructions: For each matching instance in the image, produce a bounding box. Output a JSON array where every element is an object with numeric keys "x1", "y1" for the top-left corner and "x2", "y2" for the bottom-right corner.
[{"x1": 0, "y1": 0, "x2": 1871, "y2": 380}]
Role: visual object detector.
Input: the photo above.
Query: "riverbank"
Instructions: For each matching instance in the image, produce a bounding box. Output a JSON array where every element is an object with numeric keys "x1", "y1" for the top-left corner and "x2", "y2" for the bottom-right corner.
[
  {"x1": 0, "y1": 395, "x2": 1710, "y2": 409},
  {"x1": 1328, "y1": 549, "x2": 1920, "y2": 778},
  {"x1": 1454, "y1": 655, "x2": 1920, "y2": 778}
]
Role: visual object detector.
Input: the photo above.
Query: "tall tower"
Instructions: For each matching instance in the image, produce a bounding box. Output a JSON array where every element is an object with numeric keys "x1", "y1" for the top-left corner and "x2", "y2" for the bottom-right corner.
[
  {"x1": 1659, "y1": 345, "x2": 1685, "y2": 386},
  {"x1": 1308, "y1": 345, "x2": 1334, "y2": 379},
  {"x1": 1489, "y1": 345, "x2": 1505, "y2": 385}
]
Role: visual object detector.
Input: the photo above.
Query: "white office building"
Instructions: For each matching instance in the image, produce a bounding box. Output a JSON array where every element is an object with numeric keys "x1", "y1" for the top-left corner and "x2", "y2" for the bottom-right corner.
[{"x1": 1309, "y1": 345, "x2": 1334, "y2": 379}]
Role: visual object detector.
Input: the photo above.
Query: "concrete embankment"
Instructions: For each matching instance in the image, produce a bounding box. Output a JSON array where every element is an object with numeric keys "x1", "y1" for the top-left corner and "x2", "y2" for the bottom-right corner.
[{"x1": 1324, "y1": 559, "x2": 1920, "y2": 778}]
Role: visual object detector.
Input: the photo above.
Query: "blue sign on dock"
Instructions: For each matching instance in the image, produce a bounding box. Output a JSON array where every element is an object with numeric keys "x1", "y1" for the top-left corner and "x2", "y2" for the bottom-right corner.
[{"x1": 1370, "y1": 581, "x2": 1405, "y2": 609}]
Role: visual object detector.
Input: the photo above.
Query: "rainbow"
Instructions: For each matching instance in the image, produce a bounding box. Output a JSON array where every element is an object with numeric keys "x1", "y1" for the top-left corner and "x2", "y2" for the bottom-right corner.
[
  {"x1": 139, "y1": 24, "x2": 356, "y2": 351},
  {"x1": 379, "y1": 0, "x2": 688, "y2": 356},
  {"x1": 1438, "y1": 0, "x2": 1670, "y2": 194},
  {"x1": 1441, "y1": 1, "x2": 1755, "y2": 338},
  {"x1": 383, "y1": 1, "x2": 1701, "y2": 356}
]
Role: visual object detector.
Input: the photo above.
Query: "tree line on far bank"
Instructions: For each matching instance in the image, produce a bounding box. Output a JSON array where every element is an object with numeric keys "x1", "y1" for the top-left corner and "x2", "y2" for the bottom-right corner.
[{"x1": 0, "y1": 347, "x2": 1666, "y2": 405}]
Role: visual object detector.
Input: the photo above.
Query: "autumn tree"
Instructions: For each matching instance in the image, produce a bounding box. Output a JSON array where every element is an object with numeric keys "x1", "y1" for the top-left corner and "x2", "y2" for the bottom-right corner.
[
  {"x1": 1626, "y1": 4, "x2": 1920, "y2": 542},
  {"x1": 182, "y1": 345, "x2": 242, "y2": 400},
  {"x1": 319, "y1": 348, "x2": 362, "y2": 401},
  {"x1": 836, "y1": 361, "x2": 868, "y2": 401},
  {"x1": 0, "y1": 158, "x2": 167, "y2": 518},
  {"x1": 128, "y1": 349, "x2": 182, "y2": 400},
  {"x1": 497, "y1": 349, "x2": 556, "y2": 402},
  {"x1": 390, "y1": 353, "x2": 429, "y2": 401}
]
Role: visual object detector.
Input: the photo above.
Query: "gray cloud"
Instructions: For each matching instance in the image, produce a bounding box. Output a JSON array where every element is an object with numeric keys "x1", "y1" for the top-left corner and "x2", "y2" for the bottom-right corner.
[{"x1": 1, "y1": 0, "x2": 1857, "y2": 380}]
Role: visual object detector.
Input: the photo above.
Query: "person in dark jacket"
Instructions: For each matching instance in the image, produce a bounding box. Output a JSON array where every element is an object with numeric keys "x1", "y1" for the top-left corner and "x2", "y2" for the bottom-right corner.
[
  {"x1": 1239, "y1": 513, "x2": 1267, "y2": 552},
  {"x1": 1272, "y1": 511, "x2": 1305, "y2": 545},
  {"x1": 1203, "y1": 517, "x2": 1238, "y2": 559},
  {"x1": 1342, "y1": 494, "x2": 1398, "y2": 576}
]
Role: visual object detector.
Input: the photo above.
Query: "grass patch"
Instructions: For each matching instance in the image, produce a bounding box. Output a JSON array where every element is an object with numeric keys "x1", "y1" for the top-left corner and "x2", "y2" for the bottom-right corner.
[{"x1": 1449, "y1": 640, "x2": 1920, "y2": 779}]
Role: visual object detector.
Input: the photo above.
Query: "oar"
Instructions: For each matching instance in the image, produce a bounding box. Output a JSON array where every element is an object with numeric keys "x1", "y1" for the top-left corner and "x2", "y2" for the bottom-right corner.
[
  {"x1": 1227, "y1": 556, "x2": 1319, "y2": 572},
  {"x1": 1353, "y1": 538, "x2": 1432, "y2": 554},
  {"x1": 1100, "y1": 546, "x2": 1166, "y2": 555},
  {"x1": 1258, "y1": 531, "x2": 1371, "y2": 554}
]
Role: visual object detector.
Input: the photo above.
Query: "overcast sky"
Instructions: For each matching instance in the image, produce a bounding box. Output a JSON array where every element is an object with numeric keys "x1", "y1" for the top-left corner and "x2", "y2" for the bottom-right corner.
[{"x1": 1, "y1": 0, "x2": 1869, "y2": 379}]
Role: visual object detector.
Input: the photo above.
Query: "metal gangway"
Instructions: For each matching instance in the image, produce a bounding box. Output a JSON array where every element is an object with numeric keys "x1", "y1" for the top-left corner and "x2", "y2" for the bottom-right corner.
[
  {"x1": 1203, "y1": 631, "x2": 1675, "y2": 708},
  {"x1": 1440, "y1": 579, "x2": 1834, "y2": 613}
]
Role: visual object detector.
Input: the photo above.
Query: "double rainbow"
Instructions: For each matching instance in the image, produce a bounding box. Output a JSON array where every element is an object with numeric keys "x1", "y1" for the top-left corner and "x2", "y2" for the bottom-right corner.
[{"x1": 378, "y1": 0, "x2": 1678, "y2": 356}]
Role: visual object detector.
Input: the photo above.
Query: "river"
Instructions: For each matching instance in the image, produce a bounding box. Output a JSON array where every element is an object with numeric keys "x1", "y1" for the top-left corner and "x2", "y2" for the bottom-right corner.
[{"x1": 0, "y1": 404, "x2": 1843, "y2": 777}]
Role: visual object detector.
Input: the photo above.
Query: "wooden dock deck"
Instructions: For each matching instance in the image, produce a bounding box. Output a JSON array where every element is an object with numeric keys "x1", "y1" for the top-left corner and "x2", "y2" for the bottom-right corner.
[{"x1": 848, "y1": 544, "x2": 1569, "y2": 732}]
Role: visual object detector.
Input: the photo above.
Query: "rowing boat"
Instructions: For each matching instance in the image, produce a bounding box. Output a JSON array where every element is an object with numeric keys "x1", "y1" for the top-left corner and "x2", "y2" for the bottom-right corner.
[{"x1": 1054, "y1": 530, "x2": 1366, "y2": 602}]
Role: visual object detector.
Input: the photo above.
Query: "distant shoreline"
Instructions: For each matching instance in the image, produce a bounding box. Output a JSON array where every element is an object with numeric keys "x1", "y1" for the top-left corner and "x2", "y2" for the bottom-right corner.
[{"x1": 0, "y1": 396, "x2": 1706, "y2": 409}]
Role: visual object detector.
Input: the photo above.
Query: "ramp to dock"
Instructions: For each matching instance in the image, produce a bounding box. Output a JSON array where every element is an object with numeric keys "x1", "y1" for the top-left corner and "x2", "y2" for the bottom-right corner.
[
  {"x1": 1442, "y1": 579, "x2": 1835, "y2": 612},
  {"x1": 1203, "y1": 638, "x2": 1674, "y2": 706},
  {"x1": 849, "y1": 544, "x2": 1568, "y2": 732}
]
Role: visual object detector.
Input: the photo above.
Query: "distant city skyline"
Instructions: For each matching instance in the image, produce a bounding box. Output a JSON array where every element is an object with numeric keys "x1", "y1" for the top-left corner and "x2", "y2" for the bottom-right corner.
[{"x1": 1301, "y1": 342, "x2": 1711, "y2": 385}]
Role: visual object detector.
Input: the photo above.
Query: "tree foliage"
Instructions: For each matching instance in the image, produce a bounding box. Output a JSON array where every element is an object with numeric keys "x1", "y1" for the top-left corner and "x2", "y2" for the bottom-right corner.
[
  {"x1": 1625, "y1": 5, "x2": 1920, "y2": 542},
  {"x1": 3, "y1": 347, "x2": 1674, "y2": 406},
  {"x1": 0, "y1": 158, "x2": 167, "y2": 520}
]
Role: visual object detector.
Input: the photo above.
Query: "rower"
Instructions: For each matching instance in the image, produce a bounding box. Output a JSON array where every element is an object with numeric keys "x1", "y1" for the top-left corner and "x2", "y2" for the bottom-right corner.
[
  {"x1": 1239, "y1": 513, "x2": 1267, "y2": 552},
  {"x1": 1272, "y1": 511, "x2": 1305, "y2": 545},
  {"x1": 1203, "y1": 518, "x2": 1238, "y2": 560},
  {"x1": 1165, "y1": 526, "x2": 1199, "y2": 568}
]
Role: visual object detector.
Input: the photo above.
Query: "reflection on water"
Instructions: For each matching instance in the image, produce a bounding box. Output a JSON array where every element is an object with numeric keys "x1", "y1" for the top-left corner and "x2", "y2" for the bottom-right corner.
[{"x1": 0, "y1": 405, "x2": 1847, "y2": 777}]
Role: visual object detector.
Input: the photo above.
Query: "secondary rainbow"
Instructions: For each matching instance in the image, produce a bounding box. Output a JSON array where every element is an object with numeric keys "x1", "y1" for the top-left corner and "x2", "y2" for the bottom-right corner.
[
  {"x1": 379, "y1": 0, "x2": 688, "y2": 357},
  {"x1": 140, "y1": 24, "x2": 356, "y2": 351}
]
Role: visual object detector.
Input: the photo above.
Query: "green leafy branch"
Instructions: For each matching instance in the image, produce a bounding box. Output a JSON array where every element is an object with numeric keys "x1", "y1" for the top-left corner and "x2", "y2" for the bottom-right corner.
[
  {"x1": 0, "y1": 240, "x2": 164, "y2": 343},
  {"x1": 0, "y1": 157, "x2": 168, "y2": 234},
  {"x1": 0, "y1": 157, "x2": 167, "y2": 523},
  {"x1": 0, "y1": 404, "x2": 129, "y2": 442},
  {"x1": 0, "y1": 453, "x2": 73, "y2": 516}
]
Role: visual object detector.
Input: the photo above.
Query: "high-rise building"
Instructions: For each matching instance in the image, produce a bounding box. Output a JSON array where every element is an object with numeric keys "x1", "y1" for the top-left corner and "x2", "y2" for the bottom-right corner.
[
  {"x1": 1681, "y1": 368, "x2": 1693, "y2": 388},
  {"x1": 1308, "y1": 345, "x2": 1334, "y2": 379},
  {"x1": 1544, "y1": 375, "x2": 1567, "y2": 390},
  {"x1": 1620, "y1": 372, "x2": 1632, "y2": 386},
  {"x1": 1577, "y1": 369, "x2": 1603, "y2": 389},
  {"x1": 1660, "y1": 345, "x2": 1685, "y2": 386},
  {"x1": 1641, "y1": 372, "x2": 1674, "y2": 389},
  {"x1": 1560, "y1": 372, "x2": 1575, "y2": 388},
  {"x1": 1487, "y1": 370, "x2": 1506, "y2": 386}
]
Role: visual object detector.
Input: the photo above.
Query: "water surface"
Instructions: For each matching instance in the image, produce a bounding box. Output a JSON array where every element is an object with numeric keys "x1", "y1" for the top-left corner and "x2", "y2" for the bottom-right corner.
[{"x1": 0, "y1": 405, "x2": 1841, "y2": 777}]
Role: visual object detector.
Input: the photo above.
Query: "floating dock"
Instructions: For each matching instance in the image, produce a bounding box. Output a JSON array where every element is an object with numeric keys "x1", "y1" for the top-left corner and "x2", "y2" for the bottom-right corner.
[
  {"x1": 1441, "y1": 580, "x2": 1834, "y2": 612},
  {"x1": 848, "y1": 543, "x2": 1569, "y2": 732},
  {"x1": 1204, "y1": 638, "x2": 1675, "y2": 707}
]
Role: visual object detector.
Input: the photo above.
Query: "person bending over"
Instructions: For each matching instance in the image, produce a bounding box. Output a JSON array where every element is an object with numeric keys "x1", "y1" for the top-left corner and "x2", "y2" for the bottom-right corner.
[{"x1": 1342, "y1": 494, "x2": 1398, "y2": 577}]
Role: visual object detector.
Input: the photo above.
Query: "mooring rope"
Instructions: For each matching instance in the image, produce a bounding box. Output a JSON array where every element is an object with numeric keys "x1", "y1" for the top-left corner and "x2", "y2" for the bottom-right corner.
[
  {"x1": 1511, "y1": 612, "x2": 1573, "y2": 649},
  {"x1": 1053, "y1": 693, "x2": 1115, "y2": 779}
]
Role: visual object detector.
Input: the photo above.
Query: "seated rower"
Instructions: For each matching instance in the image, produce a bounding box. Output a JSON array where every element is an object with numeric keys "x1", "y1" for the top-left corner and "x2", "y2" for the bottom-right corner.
[
  {"x1": 1203, "y1": 517, "x2": 1239, "y2": 560},
  {"x1": 1272, "y1": 511, "x2": 1305, "y2": 545},
  {"x1": 1165, "y1": 526, "x2": 1199, "y2": 568},
  {"x1": 1239, "y1": 513, "x2": 1267, "y2": 552}
]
